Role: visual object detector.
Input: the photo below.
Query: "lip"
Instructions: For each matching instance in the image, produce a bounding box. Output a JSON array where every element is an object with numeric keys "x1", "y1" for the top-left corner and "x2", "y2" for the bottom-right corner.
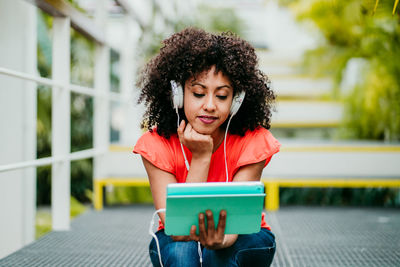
[{"x1": 197, "y1": 115, "x2": 218, "y2": 124}]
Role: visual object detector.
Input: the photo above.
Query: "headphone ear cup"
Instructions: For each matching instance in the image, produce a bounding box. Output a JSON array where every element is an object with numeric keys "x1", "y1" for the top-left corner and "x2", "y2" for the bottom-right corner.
[
  {"x1": 170, "y1": 80, "x2": 184, "y2": 109},
  {"x1": 230, "y1": 91, "x2": 246, "y2": 116}
]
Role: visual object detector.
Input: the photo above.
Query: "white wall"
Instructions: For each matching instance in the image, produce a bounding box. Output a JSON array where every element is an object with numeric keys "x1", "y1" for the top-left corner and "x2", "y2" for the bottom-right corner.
[{"x1": 0, "y1": 0, "x2": 37, "y2": 258}]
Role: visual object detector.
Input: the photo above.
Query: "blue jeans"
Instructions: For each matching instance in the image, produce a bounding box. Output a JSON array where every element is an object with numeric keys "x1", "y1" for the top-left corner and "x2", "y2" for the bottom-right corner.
[{"x1": 149, "y1": 228, "x2": 275, "y2": 267}]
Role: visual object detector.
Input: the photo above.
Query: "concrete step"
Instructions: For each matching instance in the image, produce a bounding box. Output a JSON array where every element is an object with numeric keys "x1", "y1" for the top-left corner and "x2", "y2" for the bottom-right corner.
[
  {"x1": 272, "y1": 100, "x2": 342, "y2": 128},
  {"x1": 271, "y1": 78, "x2": 333, "y2": 99},
  {"x1": 103, "y1": 142, "x2": 400, "y2": 179},
  {"x1": 264, "y1": 140, "x2": 400, "y2": 178},
  {"x1": 257, "y1": 50, "x2": 302, "y2": 77},
  {"x1": 257, "y1": 50, "x2": 333, "y2": 99}
]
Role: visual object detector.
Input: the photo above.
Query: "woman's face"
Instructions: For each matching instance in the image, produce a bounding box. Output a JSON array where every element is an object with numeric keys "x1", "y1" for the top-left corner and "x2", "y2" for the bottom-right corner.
[{"x1": 184, "y1": 66, "x2": 234, "y2": 137}]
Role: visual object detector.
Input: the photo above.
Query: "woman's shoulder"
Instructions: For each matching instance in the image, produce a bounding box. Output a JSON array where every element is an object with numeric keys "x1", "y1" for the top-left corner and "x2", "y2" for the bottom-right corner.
[
  {"x1": 134, "y1": 128, "x2": 179, "y2": 153},
  {"x1": 138, "y1": 128, "x2": 178, "y2": 142},
  {"x1": 229, "y1": 127, "x2": 280, "y2": 154},
  {"x1": 232, "y1": 127, "x2": 276, "y2": 142},
  {"x1": 133, "y1": 128, "x2": 179, "y2": 173},
  {"x1": 229, "y1": 127, "x2": 280, "y2": 169}
]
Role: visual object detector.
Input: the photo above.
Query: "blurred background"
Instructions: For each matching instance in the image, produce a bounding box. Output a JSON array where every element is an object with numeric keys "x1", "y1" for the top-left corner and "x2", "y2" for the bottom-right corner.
[{"x1": 0, "y1": 0, "x2": 399, "y2": 258}]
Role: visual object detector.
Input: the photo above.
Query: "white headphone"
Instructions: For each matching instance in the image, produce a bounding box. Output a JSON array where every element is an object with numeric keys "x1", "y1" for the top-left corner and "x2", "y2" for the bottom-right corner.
[{"x1": 170, "y1": 80, "x2": 245, "y2": 115}]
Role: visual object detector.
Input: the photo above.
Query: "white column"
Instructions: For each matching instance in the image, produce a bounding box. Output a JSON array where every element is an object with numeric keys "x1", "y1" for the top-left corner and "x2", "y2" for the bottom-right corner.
[
  {"x1": 94, "y1": 0, "x2": 110, "y2": 181},
  {"x1": 94, "y1": 45, "x2": 110, "y2": 180},
  {"x1": 120, "y1": 18, "x2": 142, "y2": 145},
  {"x1": 22, "y1": 2, "x2": 38, "y2": 244},
  {"x1": 51, "y1": 17, "x2": 71, "y2": 231},
  {"x1": 0, "y1": 0, "x2": 37, "y2": 257}
]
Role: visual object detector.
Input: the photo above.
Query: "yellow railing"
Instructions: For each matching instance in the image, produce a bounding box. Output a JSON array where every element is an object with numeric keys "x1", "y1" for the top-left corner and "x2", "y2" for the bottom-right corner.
[{"x1": 94, "y1": 177, "x2": 400, "y2": 211}]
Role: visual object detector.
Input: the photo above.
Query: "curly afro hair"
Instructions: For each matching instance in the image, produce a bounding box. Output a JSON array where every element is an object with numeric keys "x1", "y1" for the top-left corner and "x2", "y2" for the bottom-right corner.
[{"x1": 137, "y1": 27, "x2": 275, "y2": 138}]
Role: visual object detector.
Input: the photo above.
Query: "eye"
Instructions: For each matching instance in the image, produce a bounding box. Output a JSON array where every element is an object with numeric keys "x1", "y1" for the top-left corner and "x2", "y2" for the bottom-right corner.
[
  {"x1": 216, "y1": 95, "x2": 228, "y2": 100},
  {"x1": 193, "y1": 93, "x2": 205, "y2": 98}
]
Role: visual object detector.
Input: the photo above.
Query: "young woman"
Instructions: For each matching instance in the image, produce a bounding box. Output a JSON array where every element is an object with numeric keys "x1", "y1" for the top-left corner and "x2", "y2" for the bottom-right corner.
[{"x1": 134, "y1": 27, "x2": 280, "y2": 267}]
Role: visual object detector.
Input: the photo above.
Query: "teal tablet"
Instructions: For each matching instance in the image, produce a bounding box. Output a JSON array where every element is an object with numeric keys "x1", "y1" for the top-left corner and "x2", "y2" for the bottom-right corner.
[{"x1": 164, "y1": 181, "x2": 265, "y2": 236}]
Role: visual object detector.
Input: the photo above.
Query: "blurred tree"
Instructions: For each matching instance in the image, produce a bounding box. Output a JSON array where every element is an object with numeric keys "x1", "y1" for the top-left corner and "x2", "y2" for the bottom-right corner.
[
  {"x1": 194, "y1": 4, "x2": 246, "y2": 36},
  {"x1": 138, "y1": 3, "x2": 246, "y2": 62},
  {"x1": 275, "y1": 0, "x2": 400, "y2": 207},
  {"x1": 279, "y1": 0, "x2": 400, "y2": 141}
]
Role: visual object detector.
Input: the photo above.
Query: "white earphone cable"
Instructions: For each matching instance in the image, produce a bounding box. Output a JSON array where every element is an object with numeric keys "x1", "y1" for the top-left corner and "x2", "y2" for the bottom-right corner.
[
  {"x1": 224, "y1": 115, "x2": 234, "y2": 183},
  {"x1": 198, "y1": 241, "x2": 203, "y2": 266},
  {"x1": 149, "y1": 208, "x2": 166, "y2": 267}
]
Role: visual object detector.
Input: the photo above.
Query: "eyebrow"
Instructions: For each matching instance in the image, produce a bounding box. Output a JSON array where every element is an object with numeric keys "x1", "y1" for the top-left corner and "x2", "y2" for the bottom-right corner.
[{"x1": 190, "y1": 81, "x2": 232, "y2": 90}]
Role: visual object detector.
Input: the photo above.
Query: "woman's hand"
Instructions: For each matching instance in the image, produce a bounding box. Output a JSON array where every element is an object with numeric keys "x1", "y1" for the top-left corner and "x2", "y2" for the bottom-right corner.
[
  {"x1": 188, "y1": 210, "x2": 237, "y2": 250},
  {"x1": 170, "y1": 210, "x2": 222, "y2": 242},
  {"x1": 177, "y1": 120, "x2": 213, "y2": 159}
]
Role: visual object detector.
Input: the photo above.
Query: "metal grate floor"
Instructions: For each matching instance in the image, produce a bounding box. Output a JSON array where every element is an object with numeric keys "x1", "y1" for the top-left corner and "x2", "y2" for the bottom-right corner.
[
  {"x1": 1, "y1": 206, "x2": 399, "y2": 266},
  {"x1": 269, "y1": 207, "x2": 400, "y2": 267},
  {"x1": 0, "y1": 205, "x2": 154, "y2": 267}
]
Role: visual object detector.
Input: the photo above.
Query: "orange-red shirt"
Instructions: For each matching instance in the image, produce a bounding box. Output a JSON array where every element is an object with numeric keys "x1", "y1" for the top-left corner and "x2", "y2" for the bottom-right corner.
[{"x1": 133, "y1": 127, "x2": 280, "y2": 230}]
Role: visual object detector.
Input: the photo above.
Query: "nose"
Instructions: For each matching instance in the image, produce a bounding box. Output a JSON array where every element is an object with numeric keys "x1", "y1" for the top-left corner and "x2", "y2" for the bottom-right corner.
[{"x1": 203, "y1": 94, "x2": 216, "y2": 111}]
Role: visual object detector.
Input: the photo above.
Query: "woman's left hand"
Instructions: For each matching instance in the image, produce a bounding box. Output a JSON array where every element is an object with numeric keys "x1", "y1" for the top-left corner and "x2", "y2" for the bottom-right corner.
[{"x1": 189, "y1": 210, "x2": 230, "y2": 250}]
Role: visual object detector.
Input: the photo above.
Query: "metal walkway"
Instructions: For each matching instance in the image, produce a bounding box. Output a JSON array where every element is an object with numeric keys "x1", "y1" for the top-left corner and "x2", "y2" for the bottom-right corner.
[{"x1": 1, "y1": 205, "x2": 399, "y2": 266}]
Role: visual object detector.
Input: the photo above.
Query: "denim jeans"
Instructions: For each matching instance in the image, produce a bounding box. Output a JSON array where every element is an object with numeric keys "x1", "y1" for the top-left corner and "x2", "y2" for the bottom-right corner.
[{"x1": 149, "y1": 228, "x2": 276, "y2": 267}]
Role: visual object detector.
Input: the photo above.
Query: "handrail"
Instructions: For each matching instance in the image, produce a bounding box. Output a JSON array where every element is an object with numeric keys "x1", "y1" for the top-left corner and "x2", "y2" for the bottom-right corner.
[
  {"x1": 0, "y1": 67, "x2": 130, "y2": 103},
  {"x1": 0, "y1": 67, "x2": 62, "y2": 88},
  {"x1": 0, "y1": 148, "x2": 106, "y2": 173}
]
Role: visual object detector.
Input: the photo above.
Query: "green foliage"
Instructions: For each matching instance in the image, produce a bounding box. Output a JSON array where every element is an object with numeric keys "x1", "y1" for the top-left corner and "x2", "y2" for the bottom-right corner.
[
  {"x1": 194, "y1": 5, "x2": 246, "y2": 36},
  {"x1": 105, "y1": 186, "x2": 153, "y2": 205},
  {"x1": 139, "y1": 4, "x2": 246, "y2": 61},
  {"x1": 280, "y1": 187, "x2": 400, "y2": 207},
  {"x1": 37, "y1": 11, "x2": 52, "y2": 160},
  {"x1": 110, "y1": 49, "x2": 120, "y2": 93},
  {"x1": 282, "y1": 0, "x2": 400, "y2": 141},
  {"x1": 341, "y1": 64, "x2": 400, "y2": 140},
  {"x1": 36, "y1": 166, "x2": 51, "y2": 205},
  {"x1": 71, "y1": 92, "x2": 93, "y2": 152},
  {"x1": 70, "y1": 28, "x2": 94, "y2": 87},
  {"x1": 70, "y1": 195, "x2": 87, "y2": 217},
  {"x1": 35, "y1": 209, "x2": 51, "y2": 240},
  {"x1": 71, "y1": 159, "x2": 93, "y2": 203}
]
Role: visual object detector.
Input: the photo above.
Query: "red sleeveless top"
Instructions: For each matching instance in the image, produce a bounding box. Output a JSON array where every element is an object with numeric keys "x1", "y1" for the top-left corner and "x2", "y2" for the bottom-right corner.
[{"x1": 133, "y1": 127, "x2": 280, "y2": 230}]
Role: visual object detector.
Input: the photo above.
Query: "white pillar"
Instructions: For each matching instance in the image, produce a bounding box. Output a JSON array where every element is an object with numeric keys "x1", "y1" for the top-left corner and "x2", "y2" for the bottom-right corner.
[
  {"x1": 51, "y1": 17, "x2": 71, "y2": 231},
  {"x1": 120, "y1": 18, "x2": 143, "y2": 145},
  {"x1": 0, "y1": 0, "x2": 37, "y2": 258},
  {"x1": 94, "y1": 0, "x2": 110, "y2": 181},
  {"x1": 94, "y1": 44, "x2": 110, "y2": 180}
]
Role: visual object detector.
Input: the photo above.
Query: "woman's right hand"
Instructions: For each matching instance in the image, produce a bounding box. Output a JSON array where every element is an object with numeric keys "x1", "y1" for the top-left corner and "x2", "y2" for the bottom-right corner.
[{"x1": 177, "y1": 120, "x2": 213, "y2": 159}]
